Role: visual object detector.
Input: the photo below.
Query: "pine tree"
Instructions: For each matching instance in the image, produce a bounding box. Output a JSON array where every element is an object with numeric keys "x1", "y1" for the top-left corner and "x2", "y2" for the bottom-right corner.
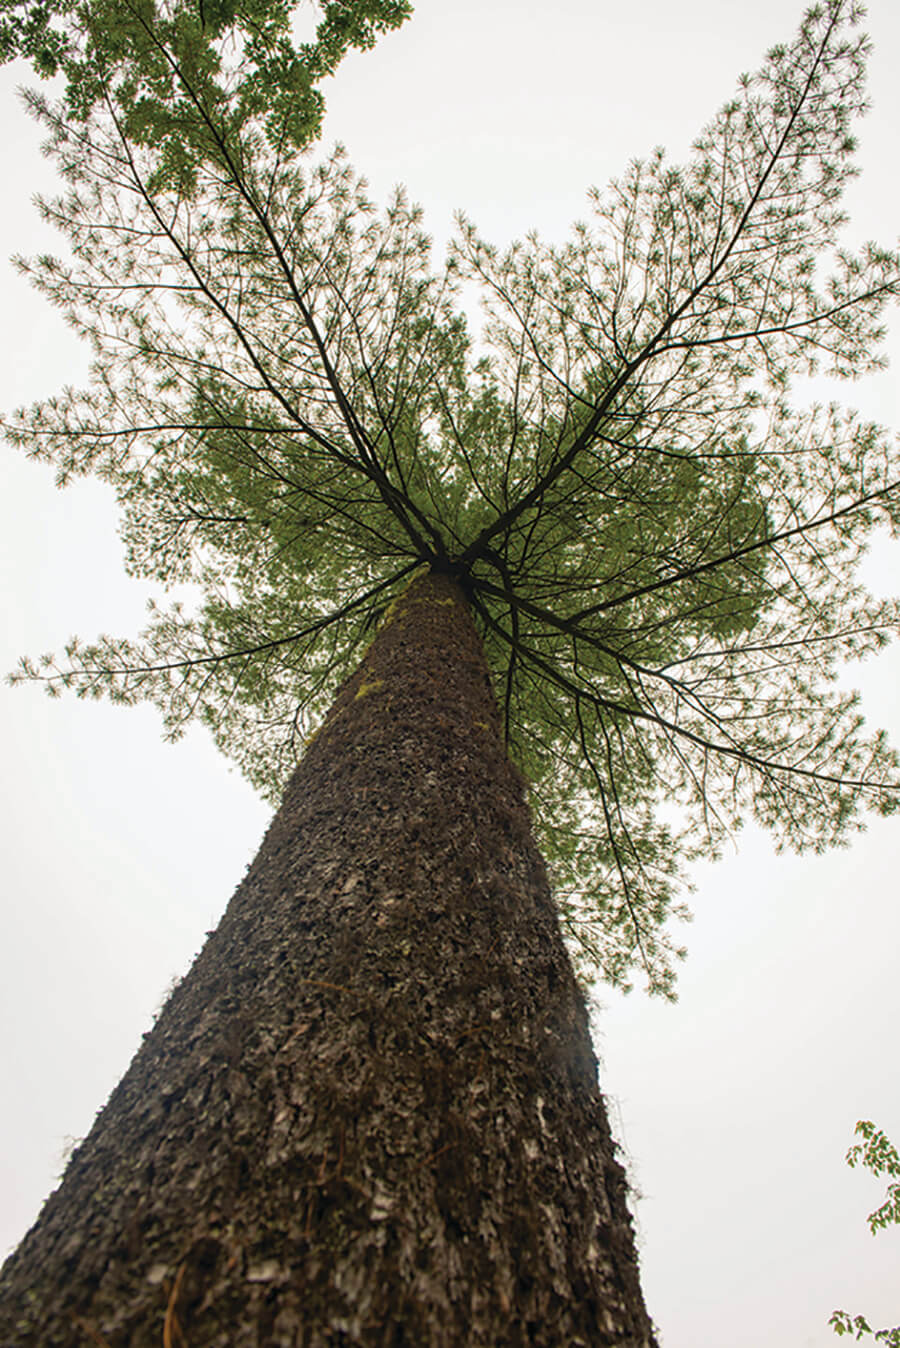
[{"x1": 1, "y1": 0, "x2": 899, "y2": 1340}]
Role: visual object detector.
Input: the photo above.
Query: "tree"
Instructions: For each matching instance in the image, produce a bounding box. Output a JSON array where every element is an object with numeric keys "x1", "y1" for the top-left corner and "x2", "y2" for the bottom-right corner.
[
  {"x1": 1, "y1": 0, "x2": 899, "y2": 1341},
  {"x1": 831, "y1": 1121, "x2": 900, "y2": 1345}
]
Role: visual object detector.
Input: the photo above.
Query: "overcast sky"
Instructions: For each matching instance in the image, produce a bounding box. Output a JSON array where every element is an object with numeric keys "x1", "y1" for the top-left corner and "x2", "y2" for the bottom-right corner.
[{"x1": 1, "y1": 2, "x2": 898, "y2": 1345}]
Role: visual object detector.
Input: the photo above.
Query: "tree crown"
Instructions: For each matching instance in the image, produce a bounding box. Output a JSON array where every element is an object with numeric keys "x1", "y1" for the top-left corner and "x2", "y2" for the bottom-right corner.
[{"x1": 6, "y1": 0, "x2": 900, "y2": 994}]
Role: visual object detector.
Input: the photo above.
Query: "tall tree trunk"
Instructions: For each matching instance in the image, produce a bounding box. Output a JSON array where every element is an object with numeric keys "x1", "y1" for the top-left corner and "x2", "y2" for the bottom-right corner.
[{"x1": 0, "y1": 571, "x2": 657, "y2": 1347}]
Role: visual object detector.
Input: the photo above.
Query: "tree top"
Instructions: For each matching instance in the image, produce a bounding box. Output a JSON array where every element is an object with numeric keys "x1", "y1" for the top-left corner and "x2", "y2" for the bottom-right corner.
[{"x1": 5, "y1": 0, "x2": 900, "y2": 993}]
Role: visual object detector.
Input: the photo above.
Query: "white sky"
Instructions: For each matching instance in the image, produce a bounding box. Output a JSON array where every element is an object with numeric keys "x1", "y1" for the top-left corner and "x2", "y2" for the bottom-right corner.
[{"x1": 1, "y1": 2, "x2": 898, "y2": 1345}]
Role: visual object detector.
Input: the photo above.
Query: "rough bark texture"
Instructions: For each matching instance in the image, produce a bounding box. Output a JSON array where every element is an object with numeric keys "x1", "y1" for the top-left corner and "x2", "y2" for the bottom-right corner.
[{"x1": 0, "y1": 571, "x2": 658, "y2": 1346}]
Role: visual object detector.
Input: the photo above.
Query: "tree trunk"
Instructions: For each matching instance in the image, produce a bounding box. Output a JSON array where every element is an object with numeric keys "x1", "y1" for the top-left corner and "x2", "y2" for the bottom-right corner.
[{"x1": 0, "y1": 571, "x2": 657, "y2": 1347}]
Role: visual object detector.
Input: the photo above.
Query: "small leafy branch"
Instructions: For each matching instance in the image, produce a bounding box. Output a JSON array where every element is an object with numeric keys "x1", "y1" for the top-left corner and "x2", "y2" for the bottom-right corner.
[{"x1": 830, "y1": 1121, "x2": 900, "y2": 1344}]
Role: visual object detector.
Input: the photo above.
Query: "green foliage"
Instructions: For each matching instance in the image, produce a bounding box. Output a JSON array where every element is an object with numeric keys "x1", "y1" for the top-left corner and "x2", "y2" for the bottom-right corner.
[
  {"x1": 846, "y1": 1121, "x2": 900, "y2": 1235},
  {"x1": 0, "y1": 1, "x2": 69, "y2": 75},
  {"x1": 5, "y1": 0, "x2": 900, "y2": 994},
  {"x1": 830, "y1": 1122, "x2": 900, "y2": 1344},
  {"x1": 831, "y1": 1313, "x2": 900, "y2": 1345},
  {"x1": 0, "y1": 0, "x2": 412, "y2": 187}
]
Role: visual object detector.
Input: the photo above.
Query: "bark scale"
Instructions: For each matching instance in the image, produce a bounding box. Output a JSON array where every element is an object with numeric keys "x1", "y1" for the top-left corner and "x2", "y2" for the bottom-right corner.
[{"x1": 0, "y1": 571, "x2": 657, "y2": 1346}]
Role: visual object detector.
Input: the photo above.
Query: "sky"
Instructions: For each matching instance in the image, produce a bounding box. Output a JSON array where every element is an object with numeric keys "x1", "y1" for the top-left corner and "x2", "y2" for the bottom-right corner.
[{"x1": 0, "y1": 2, "x2": 898, "y2": 1345}]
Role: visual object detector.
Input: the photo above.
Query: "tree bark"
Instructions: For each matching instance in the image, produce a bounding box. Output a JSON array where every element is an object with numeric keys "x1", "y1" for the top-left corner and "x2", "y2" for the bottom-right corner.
[{"x1": 0, "y1": 570, "x2": 658, "y2": 1347}]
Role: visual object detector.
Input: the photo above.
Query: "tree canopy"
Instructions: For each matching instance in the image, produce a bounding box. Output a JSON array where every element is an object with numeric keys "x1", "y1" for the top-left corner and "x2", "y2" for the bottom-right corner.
[
  {"x1": 5, "y1": 0, "x2": 900, "y2": 994},
  {"x1": 0, "y1": 0, "x2": 412, "y2": 172}
]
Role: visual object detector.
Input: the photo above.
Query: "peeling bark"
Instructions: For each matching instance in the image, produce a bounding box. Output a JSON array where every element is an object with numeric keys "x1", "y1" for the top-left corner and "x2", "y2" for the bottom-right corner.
[{"x1": 0, "y1": 571, "x2": 658, "y2": 1346}]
